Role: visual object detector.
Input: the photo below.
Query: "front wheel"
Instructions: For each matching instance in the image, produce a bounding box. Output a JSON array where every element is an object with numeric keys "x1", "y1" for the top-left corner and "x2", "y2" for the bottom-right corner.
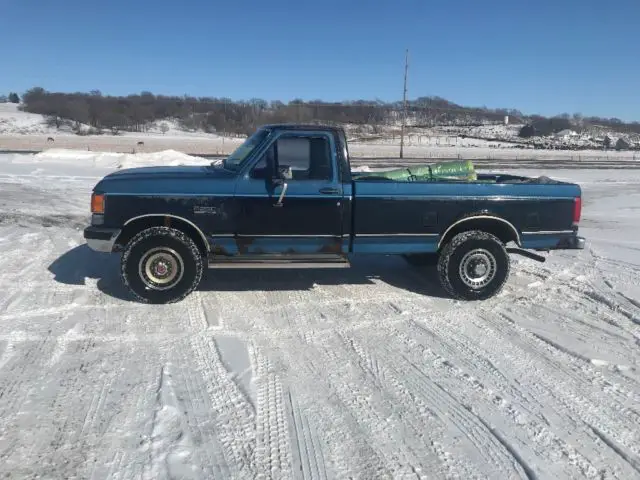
[
  {"x1": 121, "y1": 227, "x2": 204, "y2": 304},
  {"x1": 438, "y1": 230, "x2": 510, "y2": 300}
]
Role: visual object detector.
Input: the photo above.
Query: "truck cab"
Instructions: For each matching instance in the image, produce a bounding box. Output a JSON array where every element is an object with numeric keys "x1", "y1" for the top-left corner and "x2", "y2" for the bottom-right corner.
[{"x1": 215, "y1": 125, "x2": 353, "y2": 258}]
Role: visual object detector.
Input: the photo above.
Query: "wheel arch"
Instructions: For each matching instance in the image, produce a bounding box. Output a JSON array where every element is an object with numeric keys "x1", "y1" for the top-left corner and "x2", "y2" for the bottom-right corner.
[
  {"x1": 115, "y1": 214, "x2": 209, "y2": 256},
  {"x1": 438, "y1": 215, "x2": 521, "y2": 250}
]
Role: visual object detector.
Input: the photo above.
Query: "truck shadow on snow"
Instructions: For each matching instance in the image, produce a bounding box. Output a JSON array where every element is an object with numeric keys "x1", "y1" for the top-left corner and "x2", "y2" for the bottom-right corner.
[
  {"x1": 47, "y1": 244, "x2": 130, "y2": 298},
  {"x1": 48, "y1": 245, "x2": 449, "y2": 302}
]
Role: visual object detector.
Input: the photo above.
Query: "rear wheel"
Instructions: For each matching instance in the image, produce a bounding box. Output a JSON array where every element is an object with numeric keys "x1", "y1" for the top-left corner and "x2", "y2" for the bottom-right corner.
[
  {"x1": 438, "y1": 230, "x2": 510, "y2": 300},
  {"x1": 121, "y1": 226, "x2": 203, "y2": 304}
]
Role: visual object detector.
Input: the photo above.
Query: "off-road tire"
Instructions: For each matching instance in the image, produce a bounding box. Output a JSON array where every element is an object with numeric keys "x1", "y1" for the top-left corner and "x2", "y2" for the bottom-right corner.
[
  {"x1": 121, "y1": 226, "x2": 204, "y2": 304},
  {"x1": 438, "y1": 230, "x2": 510, "y2": 301}
]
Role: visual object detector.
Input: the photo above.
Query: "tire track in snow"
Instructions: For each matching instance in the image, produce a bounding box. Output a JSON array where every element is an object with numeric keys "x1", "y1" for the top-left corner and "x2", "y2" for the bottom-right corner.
[
  {"x1": 249, "y1": 343, "x2": 293, "y2": 480},
  {"x1": 92, "y1": 346, "x2": 160, "y2": 480},
  {"x1": 247, "y1": 325, "x2": 392, "y2": 479},
  {"x1": 184, "y1": 291, "x2": 210, "y2": 331},
  {"x1": 590, "y1": 426, "x2": 640, "y2": 476},
  {"x1": 42, "y1": 340, "x2": 123, "y2": 477},
  {"x1": 185, "y1": 333, "x2": 257, "y2": 479},
  {"x1": 494, "y1": 305, "x2": 640, "y2": 405},
  {"x1": 285, "y1": 390, "x2": 328, "y2": 480},
  {"x1": 516, "y1": 249, "x2": 640, "y2": 338},
  {"x1": 355, "y1": 265, "x2": 640, "y2": 480},
  {"x1": 470, "y1": 413, "x2": 538, "y2": 480},
  {"x1": 503, "y1": 252, "x2": 640, "y2": 382},
  {"x1": 143, "y1": 364, "x2": 201, "y2": 480},
  {"x1": 346, "y1": 332, "x2": 530, "y2": 479},
  {"x1": 377, "y1": 320, "x2": 611, "y2": 479},
  {"x1": 164, "y1": 340, "x2": 232, "y2": 479},
  {"x1": 224, "y1": 289, "x2": 493, "y2": 478},
  {"x1": 283, "y1": 328, "x2": 456, "y2": 478},
  {"x1": 0, "y1": 332, "x2": 51, "y2": 422},
  {"x1": 495, "y1": 307, "x2": 637, "y2": 395},
  {"x1": 0, "y1": 338, "x2": 16, "y2": 372},
  {"x1": 2, "y1": 337, "x2": 135, "y2": 478},
  {"x1": 484, "y1": 309, "x2": 640, "y2": 465},
  {"x1": 407, "y1": 302, "x2": 640, "y2": 477}
]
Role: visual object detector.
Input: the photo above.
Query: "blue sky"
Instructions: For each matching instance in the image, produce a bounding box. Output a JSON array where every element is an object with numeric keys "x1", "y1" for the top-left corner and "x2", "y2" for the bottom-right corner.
[{"x1": 1, "y1": 0, "x2": 638, "y2": 121}]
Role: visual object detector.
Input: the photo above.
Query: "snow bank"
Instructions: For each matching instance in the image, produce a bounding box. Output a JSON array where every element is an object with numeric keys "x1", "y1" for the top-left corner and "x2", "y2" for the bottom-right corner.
[
  {"x1": 120, "y1": 149, "x2": 210, "y2": 169},
  {"x1": 0, "y1": 103, "x2": 51, "y2": 135},
  {"x1": 32, "y1": 148, "x2": 210, "y2": 169}
]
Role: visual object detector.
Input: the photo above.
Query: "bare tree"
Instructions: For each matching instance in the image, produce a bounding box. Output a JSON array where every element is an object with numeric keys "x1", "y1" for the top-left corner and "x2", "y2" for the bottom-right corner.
[
  {"x1": 46, "y1": 115, "x2": 62, "y2": 129},
  {"x1": 159, "y1": 122, "x2": 170, "y2": 135}
]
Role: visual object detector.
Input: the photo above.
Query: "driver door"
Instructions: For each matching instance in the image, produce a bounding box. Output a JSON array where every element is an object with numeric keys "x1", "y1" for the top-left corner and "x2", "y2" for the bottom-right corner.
[{"x1": 234, "y1": 131, "x2": 344, "y2": 254}]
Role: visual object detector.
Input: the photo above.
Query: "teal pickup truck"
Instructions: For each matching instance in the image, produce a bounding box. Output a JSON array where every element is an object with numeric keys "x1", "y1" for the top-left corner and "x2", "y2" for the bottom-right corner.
[{"x1": 84, "y1": 124, "x2": 585, "y2": 303}]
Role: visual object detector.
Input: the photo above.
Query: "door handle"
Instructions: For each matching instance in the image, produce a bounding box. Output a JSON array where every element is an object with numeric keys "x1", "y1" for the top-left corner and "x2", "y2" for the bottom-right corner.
[
  {"x1": 273, "y1": 182, "x2": 288, "y2": 207},
  {"x1": 319, "y1": 187, "x2": 340, "y2": 195}
]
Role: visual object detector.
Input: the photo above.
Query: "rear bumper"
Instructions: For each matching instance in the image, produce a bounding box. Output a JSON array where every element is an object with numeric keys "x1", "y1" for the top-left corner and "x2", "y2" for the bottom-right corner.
[
  {"x1": 558, "y1": 235, "x2": 586, "y2": 250},
  {"x1": 83, "y1": 226, "x2": 121, "y2": 253},
  {"x1": 522, "y1": 231, "x2": 586, "y2": 251}
]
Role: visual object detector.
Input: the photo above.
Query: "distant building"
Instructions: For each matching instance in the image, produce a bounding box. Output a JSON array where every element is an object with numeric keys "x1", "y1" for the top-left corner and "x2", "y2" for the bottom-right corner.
[{"x1": 554, "y1": 129, "x2": 578, "y2": 139}]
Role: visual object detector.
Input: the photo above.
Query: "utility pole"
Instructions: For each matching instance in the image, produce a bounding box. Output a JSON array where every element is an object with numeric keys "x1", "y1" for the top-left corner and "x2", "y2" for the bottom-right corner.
[{"x1": 400, "y1": 49, "x2": 409, "y2": 159}]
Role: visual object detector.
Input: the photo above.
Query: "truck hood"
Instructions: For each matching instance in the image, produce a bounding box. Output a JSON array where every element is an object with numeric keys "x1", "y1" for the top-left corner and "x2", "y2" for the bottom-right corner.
[
  {"x1": 103, "y1": 164, "x2": 234, "y2": 180},
  {"x1": 94, "y1": 164, "x2": 236, "y2": 195}
]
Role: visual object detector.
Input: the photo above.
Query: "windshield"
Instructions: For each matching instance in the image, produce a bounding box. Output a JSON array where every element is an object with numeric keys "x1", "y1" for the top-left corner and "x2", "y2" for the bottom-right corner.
[{"x1": 223, "y1": 128, "x2": 270, "y2": 171}]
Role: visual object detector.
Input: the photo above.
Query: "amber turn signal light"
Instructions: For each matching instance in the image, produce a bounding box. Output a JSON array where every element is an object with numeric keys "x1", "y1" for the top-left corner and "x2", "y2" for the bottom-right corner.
[{"x1": 91, "y1": 193, "x2": 105, "y2": 214}]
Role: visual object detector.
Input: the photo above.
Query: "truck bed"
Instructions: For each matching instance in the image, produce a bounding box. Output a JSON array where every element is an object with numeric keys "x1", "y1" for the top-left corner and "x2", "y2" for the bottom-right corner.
[
  {"x1": 350, "y1": 172, "x2": 581, "y2": 254},
  {"x1": 352, "y1": 170, "x2": 570, "y2": 185}
]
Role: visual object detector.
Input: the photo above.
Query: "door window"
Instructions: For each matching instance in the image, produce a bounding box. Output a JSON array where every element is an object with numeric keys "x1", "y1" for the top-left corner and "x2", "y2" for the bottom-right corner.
[{"x1": 251, "y1": 134, "x2": 333, "y2": 181}]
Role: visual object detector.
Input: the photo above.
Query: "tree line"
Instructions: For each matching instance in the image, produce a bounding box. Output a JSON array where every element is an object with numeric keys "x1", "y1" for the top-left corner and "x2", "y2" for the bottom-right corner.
[
  {"x1": 519, "y1": 114, "x2": 640, "y2": 138},
  {"x1": 15, "y1": 86, "x2": 640, "y2": 137},
  {"x1": 0, "y1": 92, "x2": 20, "y2": 103}
]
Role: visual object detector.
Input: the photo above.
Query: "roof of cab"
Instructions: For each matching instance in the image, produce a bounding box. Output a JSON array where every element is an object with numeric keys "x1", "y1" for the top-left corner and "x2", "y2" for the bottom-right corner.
[{"x1": 260, "y1": 123, "x2": 345, "y2": 133}]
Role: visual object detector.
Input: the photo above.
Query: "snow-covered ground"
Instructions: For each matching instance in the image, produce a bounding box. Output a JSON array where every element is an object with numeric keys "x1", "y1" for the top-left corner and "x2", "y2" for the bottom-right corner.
[{"x1": 0, "y1": 152, "x2": 640, "y2": 479}]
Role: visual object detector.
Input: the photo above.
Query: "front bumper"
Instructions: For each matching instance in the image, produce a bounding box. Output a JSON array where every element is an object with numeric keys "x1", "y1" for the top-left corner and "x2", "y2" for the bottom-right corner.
[{"x1": 84, "y1": 226, "x2": 121, "y2": 253}]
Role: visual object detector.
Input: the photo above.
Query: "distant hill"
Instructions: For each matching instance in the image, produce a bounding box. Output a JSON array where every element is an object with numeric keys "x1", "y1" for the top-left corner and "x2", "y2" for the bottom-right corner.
[{"x1": 2, "y1": 87, "x2": 638, "y2": 151}]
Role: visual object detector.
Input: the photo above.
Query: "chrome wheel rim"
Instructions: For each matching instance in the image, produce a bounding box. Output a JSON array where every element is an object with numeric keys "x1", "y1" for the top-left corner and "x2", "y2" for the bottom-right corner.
[
  {"x1": 459, "y1": 248, "x2": 497, "y2": 289},
  {"x1": 138, "y1": 247, "x2": 184, "y2": 290}
]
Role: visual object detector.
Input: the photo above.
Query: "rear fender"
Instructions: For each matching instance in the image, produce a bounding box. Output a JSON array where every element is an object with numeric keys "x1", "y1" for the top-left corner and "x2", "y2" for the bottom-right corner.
[{"x1": 438, "y1": 214, "x2": 520, "y2": 250}]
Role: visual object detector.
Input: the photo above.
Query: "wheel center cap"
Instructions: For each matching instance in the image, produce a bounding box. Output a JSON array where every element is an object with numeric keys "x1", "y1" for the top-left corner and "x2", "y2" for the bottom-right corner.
[
  {"x1": 474, "y1": 263, "x2": 488, "y2": 276},
  {"x1": 155, "y1": 262, "x2": 168, "y2": 276}
]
